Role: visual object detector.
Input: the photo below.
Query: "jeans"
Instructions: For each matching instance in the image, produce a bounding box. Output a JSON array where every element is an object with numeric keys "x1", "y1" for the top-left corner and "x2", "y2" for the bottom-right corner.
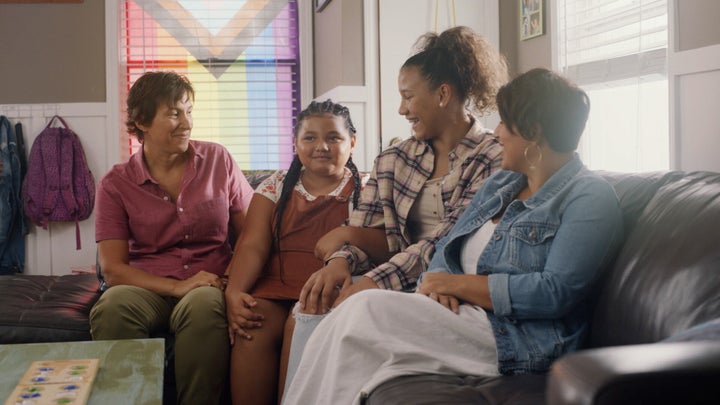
[
  {"x1": 283, "y1": 275, "x2": 364, "y2": 399},
  {"x1": 284, "y1": 303, "x2": 328, "y2": 399}
]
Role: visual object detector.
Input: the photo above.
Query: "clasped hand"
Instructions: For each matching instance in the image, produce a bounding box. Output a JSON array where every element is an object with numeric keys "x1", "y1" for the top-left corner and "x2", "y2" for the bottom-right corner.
[
  {"x1": 172, "y1": 270, "x2": 226, "y2": 298},
  {"x1": 225, "y1": 289, "x2": 264, "y2": 345},
  {"x1": 416, "y1": 272, "x2": 461, "y2": 314}
]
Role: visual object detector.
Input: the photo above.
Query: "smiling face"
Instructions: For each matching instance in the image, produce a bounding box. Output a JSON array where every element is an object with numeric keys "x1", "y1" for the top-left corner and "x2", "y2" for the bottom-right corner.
[
  {"x1": 494, "y1": 121, "x2": 534, "y2": 172},
  {"x1": 294, "y1": 114, "x2": 356, "y2": 178},
  {"x1": 140, "y1": 92, "x2": 193, "y2": 156},
  {"x1": 397, "y1": 66, "x2": 444, "y2": 141}
]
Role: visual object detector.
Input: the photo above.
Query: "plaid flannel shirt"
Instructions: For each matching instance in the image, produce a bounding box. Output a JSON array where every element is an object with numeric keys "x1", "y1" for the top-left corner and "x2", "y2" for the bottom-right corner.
[{"x1": 327, "y1": 119, "x2": 503, "y2": 290}]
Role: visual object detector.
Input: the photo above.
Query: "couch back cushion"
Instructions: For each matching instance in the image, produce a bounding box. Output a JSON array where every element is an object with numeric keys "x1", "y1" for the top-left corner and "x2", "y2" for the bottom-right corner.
[{"x1": 590, "y1": 171, "x2": 720, "y2": 347}]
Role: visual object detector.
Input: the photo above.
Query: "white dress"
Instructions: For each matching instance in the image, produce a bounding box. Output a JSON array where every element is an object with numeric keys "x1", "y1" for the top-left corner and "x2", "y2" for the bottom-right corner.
[{"x1": 283, "y1": 289, "x2": 500, "y2": 405}]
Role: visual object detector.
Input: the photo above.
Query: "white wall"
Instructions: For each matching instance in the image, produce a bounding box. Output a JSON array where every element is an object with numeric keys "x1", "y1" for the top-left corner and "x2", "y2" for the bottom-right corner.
[
  {"x1": 312, "y1": 0, "x2": 379, "y2": 172},
  {"x1": 315, "y1": 0, "x2": 500, "y2": 167},
  {"x1": 669, "y1": 1, "x2": 720, "y2": 171},
  {"x1": 0, "y1": 104, "x2": 109, "y2": 275},
  {"x1": 377, "y1": 0, "x2": 500, "y2": 148},
  {"x1": 1, "y1": 0, "x2": 121, "y2": 276}
]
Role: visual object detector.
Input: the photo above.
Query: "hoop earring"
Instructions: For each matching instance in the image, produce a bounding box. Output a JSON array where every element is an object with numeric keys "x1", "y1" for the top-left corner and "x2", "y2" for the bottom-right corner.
[{"x1": 524, "y1": 144, "x2": 542, "y2": 170}]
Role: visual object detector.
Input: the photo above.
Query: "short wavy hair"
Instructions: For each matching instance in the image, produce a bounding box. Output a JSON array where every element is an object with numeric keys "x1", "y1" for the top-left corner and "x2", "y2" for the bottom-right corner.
[
  {"x1": 496, "y1": 68, "x2": 590, "y2": 153},
  {"x1": 126, "y1": 71, "x2": 195, "y2": 141}
]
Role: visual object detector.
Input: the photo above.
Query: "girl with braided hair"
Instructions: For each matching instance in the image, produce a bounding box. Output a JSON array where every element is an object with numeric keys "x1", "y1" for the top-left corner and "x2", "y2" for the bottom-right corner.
[{"x1": 224, "y1": 99, "x2": 364, "y2": 405}]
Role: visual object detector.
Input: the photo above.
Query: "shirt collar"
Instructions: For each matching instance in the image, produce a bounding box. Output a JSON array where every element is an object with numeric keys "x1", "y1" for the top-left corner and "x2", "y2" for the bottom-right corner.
[
  {"x1": 411, "y1": 117, "x2": 493, "y2": 159},
  {"x1": 127, "y1": 140, "x2": 202, "y2": 185}
]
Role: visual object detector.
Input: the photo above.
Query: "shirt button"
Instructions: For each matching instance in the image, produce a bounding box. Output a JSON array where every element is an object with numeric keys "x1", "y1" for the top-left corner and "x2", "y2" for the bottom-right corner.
[
  {"x1": 184, "y1": 234, "x2": 189, "y2": 239},
  {"x1": 178, "y1": 207, "x2": 184, "y2": 212},
  {"x1": 183, "y1": 265, "x2": 189, "y2": 270},
  {"x1": 163, "y1": 196, "x2": 169, "y2": 201},
  {"x1": 494, "y1": 233, "x2": 501, "y2": 240},
  {"x1": 499, "y1": 328, "x2": 507, "y2": 334}
]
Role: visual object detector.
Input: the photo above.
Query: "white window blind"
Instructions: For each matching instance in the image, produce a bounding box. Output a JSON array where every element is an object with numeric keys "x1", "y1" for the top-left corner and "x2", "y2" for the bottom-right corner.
[
  {"x1": 557, "y1": 0, "x2": 669, "y2": 172},
  {"x1": 120, "y1": 0, "x2": 300, "y2": 170}
]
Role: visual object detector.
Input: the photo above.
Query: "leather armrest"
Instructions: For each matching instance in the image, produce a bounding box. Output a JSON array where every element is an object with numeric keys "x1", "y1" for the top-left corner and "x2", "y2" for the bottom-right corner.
[{"x1": 546, "y1": 341, "x2": 720, "y2": 405}]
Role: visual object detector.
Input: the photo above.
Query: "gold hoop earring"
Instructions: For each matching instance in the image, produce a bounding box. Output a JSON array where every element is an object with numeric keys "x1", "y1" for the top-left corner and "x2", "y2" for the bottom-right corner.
[{"x1": 524, "y1": 144, "x2": 543, "y2": 170}]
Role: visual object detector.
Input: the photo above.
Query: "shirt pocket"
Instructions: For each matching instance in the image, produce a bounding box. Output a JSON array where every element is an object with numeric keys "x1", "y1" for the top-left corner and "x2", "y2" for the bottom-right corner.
[
  {"x1": 507, "y1": 222, "x2": 557, "y2": 273},
  {"x1": 188, "y1": 197, "x2": 229, "y2": 240}
]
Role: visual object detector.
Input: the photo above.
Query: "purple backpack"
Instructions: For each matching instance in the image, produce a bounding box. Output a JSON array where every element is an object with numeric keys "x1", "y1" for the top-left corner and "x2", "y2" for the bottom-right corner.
[{"x1": 22, "y1": 115, "x2": 95, "y2": 249}]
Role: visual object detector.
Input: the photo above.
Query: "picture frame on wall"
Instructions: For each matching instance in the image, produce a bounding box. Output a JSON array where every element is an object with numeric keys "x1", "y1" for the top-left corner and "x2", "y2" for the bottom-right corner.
[
  {"x1": 315, "y1": 0, "x2": 332, "y2": 13},
  {"x1": 520, "y1": 0, "x2": 543, "y2": 41}
]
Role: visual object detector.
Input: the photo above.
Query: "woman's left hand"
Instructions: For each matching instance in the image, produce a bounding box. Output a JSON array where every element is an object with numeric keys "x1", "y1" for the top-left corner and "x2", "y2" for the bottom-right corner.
[
  {"x1": 416, "y1": 273, "x2": 462, "y2": 313},
  {"x1": 426, "y1": 292, "x2": 461, "y2": 313},
  {"x1": 416, "y1": 272, "x2": 455, "y2": 296}
]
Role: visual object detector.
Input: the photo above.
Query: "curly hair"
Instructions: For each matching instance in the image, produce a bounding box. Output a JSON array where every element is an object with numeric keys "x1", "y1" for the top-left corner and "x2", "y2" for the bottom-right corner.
[{"x1": 403, "y1": 26, "x2": 509, "y2": 116}]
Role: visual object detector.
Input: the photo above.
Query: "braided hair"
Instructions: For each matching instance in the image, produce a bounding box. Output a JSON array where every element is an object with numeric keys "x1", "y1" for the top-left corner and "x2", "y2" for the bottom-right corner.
[{"x1": 274, "y1": 100, "x2": 361, "y2": 279}]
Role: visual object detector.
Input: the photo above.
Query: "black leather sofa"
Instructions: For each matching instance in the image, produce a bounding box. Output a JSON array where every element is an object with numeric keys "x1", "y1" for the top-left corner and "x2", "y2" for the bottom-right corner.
[
  {"x1": 2, "y1": 171, "x2": 719, "y2": 404},
  {"x1": 366, "y1": 171, "x2": 720, "y2": 404},
  {"x1": 0, "y1": 273, "x2": 100, "y2": 343}
]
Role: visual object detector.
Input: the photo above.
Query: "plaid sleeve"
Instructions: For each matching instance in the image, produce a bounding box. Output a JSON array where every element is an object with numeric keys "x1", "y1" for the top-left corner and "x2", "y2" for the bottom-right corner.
[
  {"x1": 364, "y1": 141, "x2": 503, "y2": 290},
  {"x1": 324, "y1": 244, "x2": 372, "y2": 275},
  {"x1": 347, "y1": 158, "x2": 386, "y2": 229}
]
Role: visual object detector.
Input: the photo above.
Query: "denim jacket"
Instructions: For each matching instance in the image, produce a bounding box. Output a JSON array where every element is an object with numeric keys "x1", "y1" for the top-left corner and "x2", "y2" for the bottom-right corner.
[
  {"x1": 424, "y1": 155, "x2": 623, "y2": 374},
  {"x1": 0, "y1": 116, "x2": 25, "y2": 274}
]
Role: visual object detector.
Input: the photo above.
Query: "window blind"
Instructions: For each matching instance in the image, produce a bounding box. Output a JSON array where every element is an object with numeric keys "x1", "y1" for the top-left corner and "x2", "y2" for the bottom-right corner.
[
  {"x1": 557, "y1": 0, "x2": 669, "y2": 172},
  {"x1": 558, "y1": 0, "x2": 667, "y2": 85},
  {"x1": 120, "y1": 0, "x2": 300, "y2": 170}
]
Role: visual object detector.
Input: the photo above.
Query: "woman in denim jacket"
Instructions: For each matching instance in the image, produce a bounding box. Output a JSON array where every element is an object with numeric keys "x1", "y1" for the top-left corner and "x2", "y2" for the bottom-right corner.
[{"x1": 283, "y1": 68, "x2": 623, "y2": 404}]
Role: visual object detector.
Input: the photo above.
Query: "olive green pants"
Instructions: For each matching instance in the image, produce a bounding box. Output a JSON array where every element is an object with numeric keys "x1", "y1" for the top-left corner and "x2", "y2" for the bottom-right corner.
[{"x1": 90, "y1": 285, "x2": 229, "y2": 405}]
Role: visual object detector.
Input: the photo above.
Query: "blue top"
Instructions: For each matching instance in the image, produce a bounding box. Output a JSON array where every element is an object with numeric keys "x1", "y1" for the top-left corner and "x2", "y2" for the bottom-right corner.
[{"x1": 424, "y1": 155, "x2": 623, "y2": 374}]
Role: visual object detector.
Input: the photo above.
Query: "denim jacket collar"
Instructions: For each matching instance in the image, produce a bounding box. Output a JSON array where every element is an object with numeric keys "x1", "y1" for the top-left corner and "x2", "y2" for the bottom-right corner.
[{"x1": 497, "y1": 154, "x2": 583, "y2": 210}]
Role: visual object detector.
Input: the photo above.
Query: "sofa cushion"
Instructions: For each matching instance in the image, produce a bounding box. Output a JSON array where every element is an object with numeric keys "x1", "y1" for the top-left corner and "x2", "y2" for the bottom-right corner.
[
  {"x1": 599, "y1": 171, "x2": 686, "y2": 232},
  {"x1": 591, "y1": 171, "x2": 720, "y2": 347},
  {"x1": 367, "y1": 374, "x2": 546, "y2": 405},
  {"x1": 0, "y1": 274, "x2": 101, "y2": 343},
  {"x1": 664, "y1": 317, "x2": 720, "y2": 342}
]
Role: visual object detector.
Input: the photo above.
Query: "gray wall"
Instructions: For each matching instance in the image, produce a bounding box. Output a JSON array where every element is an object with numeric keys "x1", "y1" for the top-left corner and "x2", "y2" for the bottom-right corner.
[
  {"x1": 677, "y1": 0, "x2": 720, "y2": 51},
  {"x1": 1, "y1": 1, "x2": 716, "y2": 109},
  {"x1": 0, "y1": 1, "x2": 105, "y2": 104},
  {"x1": 313, "y1": 0, "x2": 364, "y2": 97},
  {"x1": 499, "y1": 0, "x2": 552, "y2": 75}
]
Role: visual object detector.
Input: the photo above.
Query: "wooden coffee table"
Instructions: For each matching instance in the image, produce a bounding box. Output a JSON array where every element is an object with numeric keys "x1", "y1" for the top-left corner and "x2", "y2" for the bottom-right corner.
[{"x1": 0, "y1": 338, "x2": 164, "y2": 404}]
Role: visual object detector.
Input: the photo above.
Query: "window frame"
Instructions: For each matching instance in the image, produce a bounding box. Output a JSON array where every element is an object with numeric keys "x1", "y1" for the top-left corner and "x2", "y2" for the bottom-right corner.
[
  {"x1": 550, "y1": 0, "x2": 670, "y2": 172},
  {"x1": 103, "y1": 0, "x2": 314, "y2": 171}
]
